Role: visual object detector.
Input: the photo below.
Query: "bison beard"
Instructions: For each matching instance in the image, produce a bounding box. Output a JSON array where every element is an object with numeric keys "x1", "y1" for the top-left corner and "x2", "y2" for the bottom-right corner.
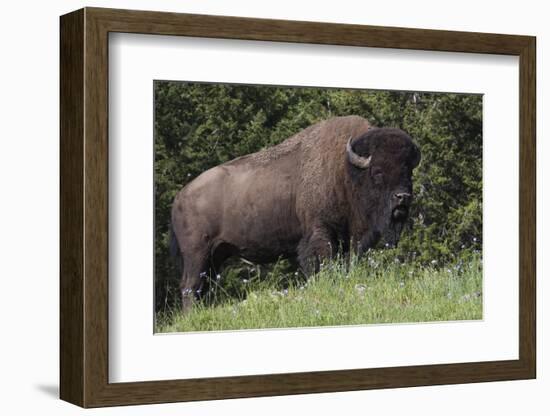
[
  {"x1": 356, "y1": 192, "x2": 409, "y2": 254},
  {"x1": 170, "y1": 116, "x2": 421, "y2": 311}
]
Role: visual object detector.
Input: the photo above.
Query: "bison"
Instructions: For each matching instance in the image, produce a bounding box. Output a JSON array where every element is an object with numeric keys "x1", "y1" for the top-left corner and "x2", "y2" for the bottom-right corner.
[{"x1": 170, "y1": 115, "x2": 421, "y2": 311}]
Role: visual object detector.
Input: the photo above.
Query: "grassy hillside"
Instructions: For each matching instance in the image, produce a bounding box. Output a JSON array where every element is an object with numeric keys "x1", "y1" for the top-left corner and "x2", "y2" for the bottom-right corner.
[{"x1": 156, "y1": 251, "x2": 482, "y2": 333}]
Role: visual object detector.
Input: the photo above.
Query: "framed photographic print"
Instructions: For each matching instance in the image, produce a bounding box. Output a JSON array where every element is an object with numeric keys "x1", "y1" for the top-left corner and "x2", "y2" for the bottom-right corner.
[{"x1": 60, "y1": 7, "x2": 536, "y2": 408}]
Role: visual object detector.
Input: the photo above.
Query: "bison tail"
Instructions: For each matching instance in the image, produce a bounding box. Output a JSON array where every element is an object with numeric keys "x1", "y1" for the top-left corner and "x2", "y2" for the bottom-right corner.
[{"x1": 169, "y1": 224, "x2": 183, "y2": 272}]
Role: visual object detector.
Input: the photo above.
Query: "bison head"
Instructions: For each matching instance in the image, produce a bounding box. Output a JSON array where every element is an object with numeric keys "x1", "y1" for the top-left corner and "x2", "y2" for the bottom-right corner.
[{"x1": 346, "y1": 127, "x2": 421, "y2": 252}]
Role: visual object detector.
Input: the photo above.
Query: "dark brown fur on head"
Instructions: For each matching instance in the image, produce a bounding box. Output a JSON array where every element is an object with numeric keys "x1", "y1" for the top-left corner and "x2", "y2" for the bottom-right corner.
[{"x1": 346, "y1": 127, "x2": 421, "y2": 253}]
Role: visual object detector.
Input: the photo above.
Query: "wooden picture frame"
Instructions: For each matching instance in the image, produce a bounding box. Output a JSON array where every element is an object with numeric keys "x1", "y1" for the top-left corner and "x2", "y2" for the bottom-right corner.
[{"x1": 60, "y1": 7, "x2": 536, "y2": 408}]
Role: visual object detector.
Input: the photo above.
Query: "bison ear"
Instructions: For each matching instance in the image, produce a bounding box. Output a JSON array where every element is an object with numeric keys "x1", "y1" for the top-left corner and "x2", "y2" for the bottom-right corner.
[
  {"x1": 346, "y1": 136, "x2": 372, "y2": 169},
  {"x1": 411, "y1": 143, "x2": 421, "y2": 168}
]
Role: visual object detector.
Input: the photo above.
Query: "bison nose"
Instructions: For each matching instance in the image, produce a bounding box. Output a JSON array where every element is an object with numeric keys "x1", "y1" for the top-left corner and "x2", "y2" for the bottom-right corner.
[{"x1": 394, "y1": 192, "x2": 411, "y2": 205}]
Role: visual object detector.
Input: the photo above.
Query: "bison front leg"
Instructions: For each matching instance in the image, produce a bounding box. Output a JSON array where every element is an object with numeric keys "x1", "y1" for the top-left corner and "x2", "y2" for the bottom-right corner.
[{"x1": 297, "y1": 228, "x2": 335, "y2": 276}]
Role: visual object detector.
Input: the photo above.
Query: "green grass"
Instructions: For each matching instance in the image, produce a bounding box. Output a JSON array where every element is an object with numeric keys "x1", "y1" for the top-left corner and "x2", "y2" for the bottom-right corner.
[{"x1": 155, "y1": 252, "x2": 482, "y2": 333}]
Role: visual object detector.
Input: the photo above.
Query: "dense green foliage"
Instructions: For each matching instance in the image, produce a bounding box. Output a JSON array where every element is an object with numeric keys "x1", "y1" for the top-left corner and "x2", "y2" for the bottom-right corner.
[{"x1": 154, "y1": 81, "x2": 482, "y2": 313}]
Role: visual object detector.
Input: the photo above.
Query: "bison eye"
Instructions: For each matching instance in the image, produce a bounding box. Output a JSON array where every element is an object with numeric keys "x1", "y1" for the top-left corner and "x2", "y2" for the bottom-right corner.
[{"x1": 371, "y1": 167, "x2": 384, "y2": 185}]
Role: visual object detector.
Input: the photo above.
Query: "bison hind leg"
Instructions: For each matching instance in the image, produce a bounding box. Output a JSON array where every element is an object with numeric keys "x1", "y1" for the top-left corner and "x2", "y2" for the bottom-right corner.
[
  {"x1": 180, "y1": 249, "x2": 211, "y2": 313},
  {"x1": 180, "y1": 241, "x2": 238, "y2": 313}
]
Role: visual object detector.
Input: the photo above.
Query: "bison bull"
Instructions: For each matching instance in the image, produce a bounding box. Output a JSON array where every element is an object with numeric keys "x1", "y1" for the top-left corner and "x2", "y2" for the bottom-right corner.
[{"x1": 170, "y1": 115, "x2": 421, "y2": 311}]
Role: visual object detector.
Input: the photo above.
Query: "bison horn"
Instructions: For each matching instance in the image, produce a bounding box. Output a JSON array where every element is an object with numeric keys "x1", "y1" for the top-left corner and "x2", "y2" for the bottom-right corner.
[{"x1": 346, "y1": 137, "x2": 371, "y2": 169}]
